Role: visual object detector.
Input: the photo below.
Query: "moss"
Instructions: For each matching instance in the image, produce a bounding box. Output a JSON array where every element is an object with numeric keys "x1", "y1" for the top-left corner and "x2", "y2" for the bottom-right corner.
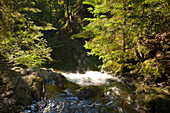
[
  {"x1": 147, "y1": 94, "x2": 170, "y2": 113},
  {"x1": 135, "y1": 84, "x2": 170, "y2": 113},
  {"x1": 63, "y1": 81, "x2": 80, "y2": 93},
  {"x1": 44, "y1": 84, "x2": 63, "y2": 99},
  {"x1": 76, "y1": 85, "x2": 104, "y2": 100}
]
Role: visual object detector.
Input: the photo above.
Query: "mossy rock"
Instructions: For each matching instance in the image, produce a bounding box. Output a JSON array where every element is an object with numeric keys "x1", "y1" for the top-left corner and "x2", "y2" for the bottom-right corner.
[
  {"x1": 136, "y1": 93, "x2": 170, "y2": 113},
  {"x1": 76, "y1": 85, "x2": 104, "y2": 100},
  {"x1": 44, "y1": 84, "x2": 63, "y2": 99},
  {"x1": 43, "y1": 80, "x2": 80, "y2": 99},
  {"x1": 147, "y1": 94, "x2": 170, "y2": 113},
  {"x1": 63, "y1": 81, "x2": 81, "y2": 93}
]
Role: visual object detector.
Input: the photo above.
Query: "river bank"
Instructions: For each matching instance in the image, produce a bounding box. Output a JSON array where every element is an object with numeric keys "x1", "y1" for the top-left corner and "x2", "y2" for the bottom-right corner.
[
  {"x1": 0, "y1": 59, "x2": 169, "y2": 113},
  {"x1": 0, "y1": 62, "x2": 138, "y2": 113}
]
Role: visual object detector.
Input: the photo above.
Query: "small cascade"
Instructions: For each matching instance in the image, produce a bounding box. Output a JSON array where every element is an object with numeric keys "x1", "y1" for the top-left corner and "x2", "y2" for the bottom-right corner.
[{"x1": 62, "y1": 71, "x2": 121, "y2": 86}]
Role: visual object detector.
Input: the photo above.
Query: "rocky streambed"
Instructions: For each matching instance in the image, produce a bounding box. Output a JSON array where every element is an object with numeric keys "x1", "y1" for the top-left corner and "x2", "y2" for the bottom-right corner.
[
  {"x1": 0, "y1": 64, "x2": 140, "y2": 113},
  {"x1": 22, "y1": 70, "x2": 139, "y2": 113}
]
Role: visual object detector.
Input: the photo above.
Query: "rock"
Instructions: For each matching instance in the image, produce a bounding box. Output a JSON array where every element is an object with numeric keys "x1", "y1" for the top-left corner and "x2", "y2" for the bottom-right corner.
[
  {"x1": 76, "y1": 85, "x2": 104, "y2": 100},
  {"x1": 12, "y1": 80, "x2": 32, "y2": 105},
  {"x1": 0, "y1": 85, "x2": 5, "y2": 94},
  {"x1": 44, "y1": 84, "x2": 62, "y2": 99},
  {"x1": 5, "y1": 90, "x2": 14, "y2": 98},
  {"x1": 63, "y1": 81, "x2": 80, "y2": 93},
  {"x1": 0, "y1": 65, "x2": 81, "y2": 112},
  {"x1": 0, "y1": 71, "x2": 43, "y2": 105},
  {"x1": 135, "y1": 83, "x2": 170, "y2": 113}
]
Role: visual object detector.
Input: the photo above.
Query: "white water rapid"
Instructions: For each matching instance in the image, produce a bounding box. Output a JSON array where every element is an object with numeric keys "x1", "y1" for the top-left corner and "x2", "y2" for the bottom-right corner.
[{"x1": 61, "y1": 71, "x2": 121, "y2": 86}]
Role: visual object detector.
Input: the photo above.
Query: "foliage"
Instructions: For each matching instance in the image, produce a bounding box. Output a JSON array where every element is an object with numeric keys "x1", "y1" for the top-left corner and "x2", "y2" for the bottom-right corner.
[
  {"x1": 74, "y1": 0, "x2": 170, "y2": 77},
  {"x1": 75, "y1": 0, "x2": 135, "y2": 72},
  {"x1": 0, "y1": 0, "x2": 169, "y2": 75},
  {"x1": 0, "y1": 0, "x2": 54, "y2": 67},
  {"x1": 136, "y1": 32, "x2": 170, "y2": 79},
  {"x1": 32, "y1": 0, "x2": 102, "y2": 72}
]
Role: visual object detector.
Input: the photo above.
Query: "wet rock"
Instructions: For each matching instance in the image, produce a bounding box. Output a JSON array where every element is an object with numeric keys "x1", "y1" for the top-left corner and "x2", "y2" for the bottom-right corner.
[
  {"x1": 76, "y1": 85, "x2": 104, "y2": 100},
  {"x1": 63, "y1": 81, "x2": 81, "y2": 93},
  {"x1": 44, "y1": 84, "x2": 62, "y2": 99}
]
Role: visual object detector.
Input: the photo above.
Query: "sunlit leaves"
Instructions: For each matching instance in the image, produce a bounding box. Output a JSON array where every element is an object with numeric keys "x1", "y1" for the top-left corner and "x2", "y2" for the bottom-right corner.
[
  {"x1": 79, "y1": 0, "x2": 131, "y2": 72},
  {"x1": 23, "y1": 7, "x2": 41, "y2": 13},
  {"x1": 138, "y1": 58, "x2": 164, "y2": 78},
  {"x1": 76, "y1": 0, "x2": 169, "y2": 76},
  {"x1": 0, "y1": 0, "x2": 53, "y2": 67}
]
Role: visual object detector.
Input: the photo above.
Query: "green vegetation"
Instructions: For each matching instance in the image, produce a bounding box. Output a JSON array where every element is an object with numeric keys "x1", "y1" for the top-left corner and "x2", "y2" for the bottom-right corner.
[
  {"x1": 0, "y1": 0, "x2": 169, "y2": 112},
  {"x1": 0, "y1": 0, "x2": 54, "y2": 67},
  {"x1": 76, "y1": 0, "x2": 169, "y2": 77},
  {"x1": 74, "y1": 0, "x2": 170, "y2": 112}
]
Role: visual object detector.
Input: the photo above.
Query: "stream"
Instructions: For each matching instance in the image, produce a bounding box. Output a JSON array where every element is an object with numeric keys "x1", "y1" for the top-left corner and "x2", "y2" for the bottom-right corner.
[{"x1": 24, "y1": 71, "x2": 139, "y2": 113}]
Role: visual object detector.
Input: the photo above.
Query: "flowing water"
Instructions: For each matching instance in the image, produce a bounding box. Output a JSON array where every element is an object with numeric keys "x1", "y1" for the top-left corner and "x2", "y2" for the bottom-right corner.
[
  {"x1": 24, "y1": 71, "x2": 139, "y2": 113},
  {"x1": 62, "y1": 71, "x2": 121, "y2": 86}
]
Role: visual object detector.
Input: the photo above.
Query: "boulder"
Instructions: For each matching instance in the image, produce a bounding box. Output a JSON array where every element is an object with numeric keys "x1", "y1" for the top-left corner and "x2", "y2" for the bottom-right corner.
[
  {"x1": 0, "y1": 66, "x2": 70, "y2": 106},
  {"x1": 0, "y1": 65, "x2": 83, "y2": 112},
  {"x1": 0, "y1": 70, "x2": 43, "y2": 105},
  {"x1": 76, "y1": 85, "x2": 104, "y2": 100}
]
